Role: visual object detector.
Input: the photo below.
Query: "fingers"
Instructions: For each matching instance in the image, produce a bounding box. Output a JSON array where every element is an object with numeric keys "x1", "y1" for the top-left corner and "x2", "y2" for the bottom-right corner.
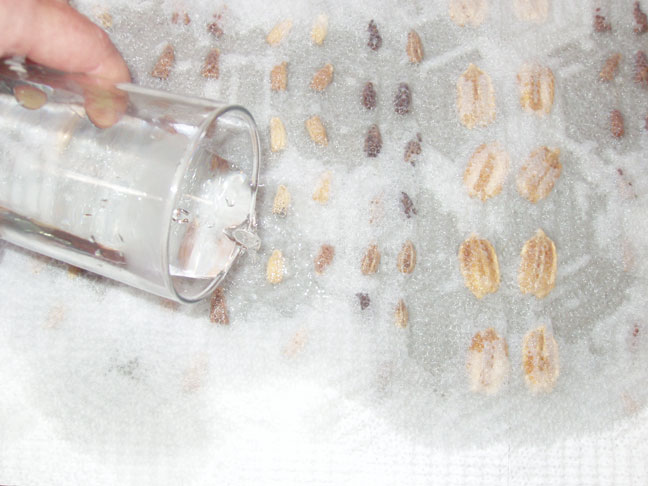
[{"x1": 2, "y1": 0, "x2": 130, "y2": 84}]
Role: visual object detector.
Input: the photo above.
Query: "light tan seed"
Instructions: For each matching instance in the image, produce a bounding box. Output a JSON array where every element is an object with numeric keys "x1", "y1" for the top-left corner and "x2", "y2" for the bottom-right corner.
[
  {"x1": 311, "y1": 14, "x2": 328, "y2": 45},
  {"x1": 466, "y1": 328, "x2": 510, "y2": 394},
  {"x1": 449, "y1": 0, "x2": 489, "y2": 27},
  {"x1": 272, "y1": 185, "x2": 291, "y2": 216},
  {"x1": 201, "y1": 48, "x2": 220, "y2": 79},
  {"x1": 456, "y1": 63, "x2": 496, "y2": 128},
  {"x1": 95, "y1": 8, "x2": 113, "y2": 29},
  {"x1": 209, "y1": 288, "x2": 229, "y2": 324},
  {"x1": 312, "y1": 171, "x2": 331, "y2": 204},
  {"x1": 270, "y1": 116, "x2": 286, "y2": 152},
  {"x1": 361, "y1": 244, "x2": 380, "y2": 275},
  {"x1": 611, "y1": 109, "x2": 625, "y2": 138},
  {"x1": 522, "y1": 325, "x2": 559, "y2": 393},
  {"x1": 513, "y1": 0, "x2": 550, "y2": 22},
  {"x1": 394, "y1": 299, "x2": 408, "y2": 328},
  {"x1": 463, "y1": 142, "x2": 510, "y2": 201},
  {"x1": 397, "y1": 240, "x2": 417, "y2": 274},
  {"x1": 516, "y1": 147, "x2": 562, "y2": 203},
  {"x1": 518, "y1": 229, "x2": 557, "y2": 298},
  {"x1": 270, "y1": 62, "x2": 288, "y2": 91},
  {"x1": 266, "y1": 19, "x2": 293, "y2": 45},
  {"x1": 517, "y1": 63, "x2": 555, "y2": 116},
  {"x1": 305, "y1": 115, "x2": 328, "y2": 146},
  {"x1": 266, "y1": 249, "x2": 285, "y2": 284},
  {"x1": 314, "y1": 244, "x2": 335, "y2": 275},
  {"x1": 151, "y1": 44, "x2": 174, "y2": 79},
  {"x1": 458, "y1": 235, "x2": 500, "y2": 299},
  {"x1": 600, "y1": 53, "x2": 622, "y2": 81},
  {"x1": 406, "y1": 30, "x2": 424, "y2": 63},
  {"x1": 310, "y1": 63, "x2": 334, "y2": 91},
  {"x1": 283, "y1": 329, "x2": 308, "y2": 358},
  {"x1": 369, "y1": 195, "x2": 384, "y2": 224},
  {"x1": 14, "y1": 85, "x2": 47, "y2": 110}
]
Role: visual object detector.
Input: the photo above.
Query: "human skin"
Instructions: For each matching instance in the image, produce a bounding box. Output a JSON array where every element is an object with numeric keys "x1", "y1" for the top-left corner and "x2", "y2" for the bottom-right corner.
[{"x1": 0, "y1": 0, "x2": 130, "y2": 84}]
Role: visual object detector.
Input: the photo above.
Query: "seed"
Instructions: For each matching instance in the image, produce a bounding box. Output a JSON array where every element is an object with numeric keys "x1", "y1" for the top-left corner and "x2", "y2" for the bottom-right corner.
[
  {"x1": 369, "y1": 195, "x2": 383, "y2": 224},
  {"x1": 397, "y1": 240, "x2": 417, "y2": 274},
  {"x1": 463, "y1": 142, "x2": 510, "y2": 201},
  {"x1": 270, "y1": 116, "x2": 287, "y2": 152},
  {"x1": 456, "y1": 63, "x2": 496, "y2": 128},
  {"x1": 305, "y1": 116, "x2": 328, "y2": 146},
  {"x1": 271, "y1": 62, "x2": 288, "y2": 91},
  {"x1": 517, "y1": 63, "x2": 555, "y2": 116},
  {"x1": 394, "y1": 82, "x2": 411, "y2": 115},
  {"x1": 266, "y1": 19, "x2": 292, "y2": 45},
  {"x1": 13, "y1": 85, "x2": 47, "y2": 110},
  {"x1": 266, "y1": 249, "x2": 285, "y2": 284},
  {"x1": 449, "y1": 0, "x2": 489, "y2": 27},
  {"x1": 635, "y1": 1, "x2": 648, "y2": 34},
  {"x1": 314, "y1": 244, "x2": 335, "y2": 275},
  {"x1": 312, "y1": 171, "x2": 331, "y2": 204},
  {"x1": 310, "y1": 63, "x2": 334, "y2": 91},
  {"x1": 361, "y1": 244, "x2": 380, "y2": 275},
  {"x1": 362, "y1": 81, "x2": 377, "y2": 109},
  {"x1": 522, "y1": 325, "x2": 560, "y2": 393},
  {"x1": 516, "y1": 146, "x2": 561, "y2": 203},
  {"x1": 283, "y1": 329, "x2": 307, "y2": 358},
  {"x1": 367, "y1": 20, "x2": 382, "y2": 51},
  {"x1": 364, "y1": 124, "x2": 382, "y2": 157},
  {"x1": 209, "y1": 288, "x2": 229, "y2": 324},
  {"x1": 593, "y1": 7, "x2": 611, "y2": 32},
  {"x1": 357, "y1": 293, "x2": 371, "y2": 310},
  {"x1": 404, "y1": 134, "x2": 422, "y2": 165},
  {"x1": 311, "y1": 14, "x2": 328, "y2": 45},
  {"x1": 611, "y1": 110, "x2": 625, "y2": 138},
  {"x1": 400, "y1": 192, "x2": 418, "y2": 218},
  {"x1": 207, "y1": 21, "x2": 223, "y2": 37},
  {"x1": 95, "y1": 9, "x2": 113, "y2": 29},
  {"x1": 172, "y1": 12, "x2": 191, "y2": 25},
  {"x1": 518, "y1": 229, "x2": 557, "y2": 299},
  {"x1": 466, "y1": 328, "x2": 510, "y2": 395},
  {"x1": 394, "y1": 299, "x2": 408, "y2": 328},
  {"x1": 406, "y1": 30, "x2": 424, "y2": 63},
  {"x1": 201, "y1": 48, "x2": 220, "y2": 79},
  {"x1": 635, "y1": 51, "x2": 648, "y2": 88},
  {"x1": 151, "y1": 44, "x2": 174, "y2": 79},
  {"x1": 513, "y1": 0, "x2": 549, "y2": 22},
  {"x1": 600, "y1": 53, "x2": 621, "y2": 81},
  {"x1": 272, "y1": 185, "x2": 291, "y2": 216},
  {"x1": 458, "y1": 235, "x2": 500, "y2": 299}
]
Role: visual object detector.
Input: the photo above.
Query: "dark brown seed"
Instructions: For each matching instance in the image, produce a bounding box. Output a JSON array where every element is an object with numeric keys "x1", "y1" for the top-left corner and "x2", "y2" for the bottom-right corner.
[
  {"x1": 394, "y1": 83, "x2": 411, "y2": 115},
  {"x1": 364, "y1": 124, "x2": 382, "y2": 157},
  {"x1": 314, "y1": 244, "x2": 335, "y2": 275},
  {"x1": 635, "y1": 51, "x2": 648, "y2": 87},
  {"x1": 201, "y1": 49, "x2": 220, "y2": 79},
  {"x1": 368, "y1": 20, "x2": 382, "y2": 51},
  {"x1": 593, "y1": 8, "x2": 611, "y2": 32},
  {"x1": 151, "y1": 44, "x2": 174, "y2": 79},
  {"x1": 404, "y1": 133, "x2": 422, "y2": 165},
  {"x1": 208, "y1": 21, "x2": 224, "y2": 37},
  {"x1": 635, "y1": 2, "x2": 648, "y2": 33},
  {"x1": 362, "y1": 81, "x2": 377, "y2": 109},
  {"x1": 611, "y1": 110, "x2": 625, "y2": 138},
  {"x1": 210, "y1": 288, "x2": 229, "y2": 324},
  {"x1": 401, "y1": 192, "x2": 418, "y2": 218},
  {"x1": 357, "y1": 293, "x2": 371, "y2": 310}
]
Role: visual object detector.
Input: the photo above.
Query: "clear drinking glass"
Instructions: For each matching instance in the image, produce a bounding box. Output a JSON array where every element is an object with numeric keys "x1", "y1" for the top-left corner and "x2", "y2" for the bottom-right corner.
[{"x1": 0, "y1": 58, "x2": 261, "y2": 303}]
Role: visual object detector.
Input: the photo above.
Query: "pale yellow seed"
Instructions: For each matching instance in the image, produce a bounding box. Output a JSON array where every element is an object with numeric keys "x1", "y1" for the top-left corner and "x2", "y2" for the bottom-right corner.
[
  {"x1": 266, "y1": 19, "x2": 293, "y2": 45},
  {"x1": 266, "y1": 249, "x2": 285, "y2": 284},
  {"x1": 516, "y1": 147, "x2": 561, "y2": 203},
  {"x1": 361, "y1": 244, "x2": 380, "y2": 275},
  {"x1": 466, "y1": 328, "x2": 510, "y2": 394},
  {"x1": 517, "y1": 63, "x2": 555, "y2": 116},
  {"x1": 463, "y1": 142, "x2": 510, "y2": 201},
  {"x1": 449, "y1": 0, "x2": 489, "y2": 27},
  {"x1": 311, "y1": 14, "x2": 329, "y2": 45},
  {"x1": 397, "y1": 240, "x2": 417, "y2": 274},
  {"x1": 394, "y1": 299, "x2": 408, "y2": 328},
  {"x1": 270, "y1": 62, "x2": 287, "y2": 91},
  {"x1": 272, "y1": 185, "x2": 291, "y2": 216},
  {"x1": 522, "y1": 325, "x2": 559, "y2": 393},
  {"x1": 312, "y1": 171, "x2": 331, "y2": 204},
  {"x1": 310, "y1": 63, "x2": 334, "y2": 91},
  {"x1": 406, "y1": 30, "x2": 424, "y2": 63},
  {"x1": 456, "y1": 63, "x2": 496, "y2": 129},
  {"x1": 458, "y1": 235, "x2": 500, "y2": 299},
  {"x1": 518, "y1": 229, "x2": 557, "y2": 298},
  {"x1": 305, "y1": 115, "x2": 328, "y2": 146},
  {"x1": 270, "y1": 116, "x2": 286, "y2": 152}
]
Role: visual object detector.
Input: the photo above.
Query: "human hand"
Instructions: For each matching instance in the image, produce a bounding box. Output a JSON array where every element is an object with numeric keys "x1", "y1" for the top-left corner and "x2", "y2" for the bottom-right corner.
[{"x1": 0, "y1": 0, "x2": 130, "y2": 84}]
